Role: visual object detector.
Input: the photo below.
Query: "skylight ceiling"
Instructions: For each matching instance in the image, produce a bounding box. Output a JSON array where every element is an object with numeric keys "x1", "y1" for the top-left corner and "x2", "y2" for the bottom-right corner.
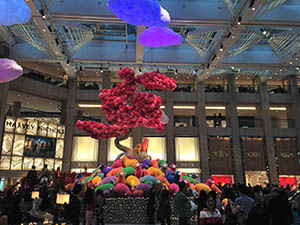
[{"x1": 1, "y1": 0, "x2": 300, "y2": 81}]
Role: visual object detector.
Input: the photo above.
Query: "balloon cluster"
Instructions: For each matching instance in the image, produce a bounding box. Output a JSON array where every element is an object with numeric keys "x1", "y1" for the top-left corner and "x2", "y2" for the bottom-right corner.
[
  {"x1": 76, "y1": 67, "x2": 176, "y2": 139},
  {"x1": 65, "y1": 155, "x2": 222, "y2": 198}
]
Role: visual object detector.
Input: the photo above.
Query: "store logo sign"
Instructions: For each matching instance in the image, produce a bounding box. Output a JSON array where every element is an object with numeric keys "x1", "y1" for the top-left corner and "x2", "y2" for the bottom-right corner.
[
  {"x1": 213, "y1": 150, "x2": 229, "y2": 158},
  {"x1": 280, "y1": 152, "x2": 295, "y2": 159},
  {"x1": 247, "y1": 152, "x2": 261, "y2": 158}
]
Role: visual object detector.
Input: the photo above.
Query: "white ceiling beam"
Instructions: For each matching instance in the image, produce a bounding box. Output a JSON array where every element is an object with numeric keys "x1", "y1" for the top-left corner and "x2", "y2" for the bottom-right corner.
[
  {"x1": 50, "y1": 13, "x2": 300, "y2": 28},
  {"x1": 26, "y1": 0, "x2": 75, "y2": 78},
  {"x1": 199, "y1": 0, "x2": 267, "y2": 81}
]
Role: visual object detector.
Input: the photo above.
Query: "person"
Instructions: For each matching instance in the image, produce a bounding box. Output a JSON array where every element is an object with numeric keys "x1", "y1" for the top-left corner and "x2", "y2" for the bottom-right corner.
[
  {"x1": 234, "y1": 184, "x2": 256, "y2": 224},
  {"x1": 84, "y1": 187, "x2": 97, "y2": 225},
  {"x1": 26, "y1": 165, "x2": 38, "y2": 191},
  {"x1": 157, "y1": 189, "x2": 171, "y2": 225},
  {"x1": 199, "y1": 193, "x2": 222, "y2": 225},
  {"x1": 3, "y1": 189, "x2": 22, "y2": 224},
  {"x1": 269, "y1": 188, "x2": 291, "y2": 225},
  {"x1": 213, "y1": 114, "x2": 217, "y2": 127},
  {"x1": 40, "y1": 164, "x2": 50, "y2": 187},
  {"x1": 64, "y1": 184, "x2": 82, "y2": 225},
  {"x1": 146, "y1": 187, "x2": 157, "y2": 224},
  {"x1": 174, "y1": 181, "x2": 191, "y2": 225},
  {"x1": 197, "y1": 190, "x2": 207, "y2": 223},
  {"x1": 217, "y1": 113, "x2": 222, "y2": 127},
  {"x1": 95, "y1": 190, "x2": 106, "y2": 225}
]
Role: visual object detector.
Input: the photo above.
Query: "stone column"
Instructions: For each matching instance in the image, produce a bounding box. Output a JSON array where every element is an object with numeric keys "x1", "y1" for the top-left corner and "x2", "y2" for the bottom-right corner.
[
  {"x1": 12, "y1": 101, "x2": 21, "y2": 117},
  {"x1": 0, "y1": 83, "x2": 9, "y2": 154},
  {"x1": 166, "y1": 91, "x2": 175, "y2": 164},
  {"x1": 259, "y1": 81, "x2": 279, "y2": 184},
  {"x1": 227, "y1": 74, "x2": 245, "y2": 184},
  {"x1": 288, "y1": 75, "x2": 300, "y2": 156},
  {"x1": 62, "y1": 79, "x2": 77, "y2": 171},
  {"x1": 197, "y1": 81, "x2": 210, "y2": 181},
  {"x1": 98, "y1": 71, "x2": 111, "y2": 165}
]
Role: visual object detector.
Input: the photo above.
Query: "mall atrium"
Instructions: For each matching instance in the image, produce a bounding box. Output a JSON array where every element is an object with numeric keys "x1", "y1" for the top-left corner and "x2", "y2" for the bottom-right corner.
[{"x1": 0, "y1": 0, "x2": 300, "y2": 196}]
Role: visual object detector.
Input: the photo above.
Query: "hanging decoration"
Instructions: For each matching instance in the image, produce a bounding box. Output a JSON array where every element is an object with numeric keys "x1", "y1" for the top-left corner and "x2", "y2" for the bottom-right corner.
[
  {"x1": 107, "y1": 0, "x2": 170, "y2": 27},
  {"x1": 0, "y1": 58, "x2": 23, "y2": 83},
  {"x1": 0, "y1": 0, "x2": 32, "y2": 26},
  {"x1": 138, "y1": 26, "x2": 182, "y2": 47}
]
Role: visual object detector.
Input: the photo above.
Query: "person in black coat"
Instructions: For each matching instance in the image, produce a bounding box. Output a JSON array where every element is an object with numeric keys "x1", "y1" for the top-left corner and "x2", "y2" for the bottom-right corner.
[
  {"x1": 3, "y1": 189, "x2": 22, "y2": 224},
  {"x1": 64, "y1": 184, "x2": 82, "y2": 225},
  {"x1": 146, "y1": 187, "x2": 157, "y2": 224},
  {"x1": 157, "y1": 189, "x2": 171, "y2": 225}
]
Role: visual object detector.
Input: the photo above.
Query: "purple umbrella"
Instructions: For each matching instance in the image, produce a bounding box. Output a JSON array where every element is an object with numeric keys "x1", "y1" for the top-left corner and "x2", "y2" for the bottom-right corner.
[
  {"x1": 0, "y1": 59, "x2": 23, "y2": 83},
  {"x1": 138, "y1": 26, "x2": 182, "y2": 47},
  {"x1": 107, "y1": 0, "x2": 170, "y2": 27}
]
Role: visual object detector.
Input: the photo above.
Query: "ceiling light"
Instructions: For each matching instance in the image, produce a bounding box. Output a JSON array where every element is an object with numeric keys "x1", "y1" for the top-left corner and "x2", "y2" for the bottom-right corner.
[
  {"x1": 43, "y1": 29, "x2": 46, "y2": 32},
  {"x1": 231, "y1": 66, "x2": 235, "y2": 69},
  {"x1": 219, "y1": 45, "x2": 224, "y2": 51},
  {"x1": 237, "y1": 106, "x2": 256, "y2": 110},
  {"x1": 100, "y1": 67, "x2": 104, "y2": 73},
  {"x1": 262, "y1": 31, "x2": 267, "y2": 35},
  {"x1": 297, "y1": 67, "x2": 299, "y2": 70},
  {"x1": 251, "y1": 7, "x2": 256, "y2": 10},
  {"x1": 237, "y1": 21, "x2": 241, "y2": 25},
  {"x1": 205, "y1": 106, "x2": 226, "y2": 110},
  {"x1": 232, "y1": 36, "x2": 235, "y2": 39},
  {"x1": 78, "y1": 104, "x2": 102, "y2": 108},
  {"x1": 174, "y1": 106, "x2": 196, "y2": 109},
  {"x1": 290, "y1": 61, "x2": 293, "y2": 65},
  {"x1": 269, "y1": 107, "x2": 286, "y2": 111}
]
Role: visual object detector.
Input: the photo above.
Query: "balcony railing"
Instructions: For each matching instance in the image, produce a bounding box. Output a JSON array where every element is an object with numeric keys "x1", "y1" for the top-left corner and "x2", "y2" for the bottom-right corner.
[
  {"x1": 174, "y1": 117, "x2": 197, "y2": 127},
  {"x1": 205, "y1": 85, "x2": 227, "y2": 93},
  {"x1": 238, "y1": 119, "x2": 264, "y2": 128},
  {"x1": 268, "y1": 86, "x2": 289, "y2": 94},
  {"x1": 272, "y1": 119, "x2": 295, "y2": 128},
  {"x1": 206, "y1": 119, "x2": 229, "y2": 128},
  {"x1": 236, "y1": 85, "x2": 259, "y2": 93}
]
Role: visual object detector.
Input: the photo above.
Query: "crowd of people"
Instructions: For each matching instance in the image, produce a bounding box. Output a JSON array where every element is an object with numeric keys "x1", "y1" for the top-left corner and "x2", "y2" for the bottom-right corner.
[
  {"x1": 0, "y1": 165, "x2": 299, "y2": 225},
  {"x1": 148, "y1": 181, "x2": 299, "y2": 225}
]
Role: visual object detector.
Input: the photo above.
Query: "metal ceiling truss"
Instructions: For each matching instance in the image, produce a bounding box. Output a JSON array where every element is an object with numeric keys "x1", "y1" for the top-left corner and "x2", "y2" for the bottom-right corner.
[
  {"x1": 9, "y1": 21, "x2": 50, "y2": 54},
  {"x1": 186, "y1": 28, "x2": 225, "y2": 59},
  {"x1": 227, "y1": 28, "x2": 263, "y2": 57},
  {"x1": 223, "y1": 0, "x2": 244, "y2": 16},
  {"x1": 56, "y1": 23, "x2": 94, "y2": 56},
  {"x1": 200, "y1": 0, "x2": 268, "y2": 81},
  {"x1": 269, "y1": 31, "x2": 300, "y2": 63},
  {"x1": 252, "y1": 0, "x2": 288, "y2": 20}
]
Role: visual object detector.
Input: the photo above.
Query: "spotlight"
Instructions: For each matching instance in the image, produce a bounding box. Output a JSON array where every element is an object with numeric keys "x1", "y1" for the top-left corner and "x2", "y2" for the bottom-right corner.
[
  {"x1": 262, "y1": 30, "x2": 267, "y2": 35},
  {"x1": 219, "y1": 45, "x2": 224, "y2": 52},
  {"x1": 100, "y1": 67, "x2": 104, "y2": 73},
  {"x1": 237, "y1": 16, "x2": 242, "y2": 25},
  {"x1": 40, "y1": 10, "x2": 46, "y2": 19}
]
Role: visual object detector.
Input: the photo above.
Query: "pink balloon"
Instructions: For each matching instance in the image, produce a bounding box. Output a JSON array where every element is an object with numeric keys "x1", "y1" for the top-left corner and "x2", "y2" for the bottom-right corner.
[{"x1": 0, "y1": 59, "x2": 23, "y2": 83}]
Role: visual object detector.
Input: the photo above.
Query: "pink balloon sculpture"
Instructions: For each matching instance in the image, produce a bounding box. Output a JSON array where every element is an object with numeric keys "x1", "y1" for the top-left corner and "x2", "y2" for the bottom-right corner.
[
  {"x1": 138, "y1": 26, "x2": 182, "y2": 47},
  {"x1": 0, "y1": 59, "x2": 23, "y2": 83}
]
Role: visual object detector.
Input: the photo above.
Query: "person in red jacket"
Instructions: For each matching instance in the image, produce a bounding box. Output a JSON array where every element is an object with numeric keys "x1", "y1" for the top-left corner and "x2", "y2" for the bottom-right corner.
[{"x1": 199, "y1": 193, "x2": 223, "y2": 225}]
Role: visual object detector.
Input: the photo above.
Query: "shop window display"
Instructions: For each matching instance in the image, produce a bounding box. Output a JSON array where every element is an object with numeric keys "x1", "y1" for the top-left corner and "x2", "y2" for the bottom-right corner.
[
  {"x1": 175, "y1": 137, "x2": 199, "y2": 161},
  {"x1": 145, "y1": 137, "x2": 166, "y2": 160},
  {"x1": 0, "y1": 116, "x2": 65, "y2": 171},
  {"x1": 72, "y1": 136, "x2": 99, "y2": 161}
]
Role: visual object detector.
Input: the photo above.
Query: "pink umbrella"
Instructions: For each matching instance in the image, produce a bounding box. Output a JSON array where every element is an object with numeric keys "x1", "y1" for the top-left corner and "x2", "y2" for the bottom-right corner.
[{"x1": 0, "y1": 59, "x2": 23, "y2": 83}]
